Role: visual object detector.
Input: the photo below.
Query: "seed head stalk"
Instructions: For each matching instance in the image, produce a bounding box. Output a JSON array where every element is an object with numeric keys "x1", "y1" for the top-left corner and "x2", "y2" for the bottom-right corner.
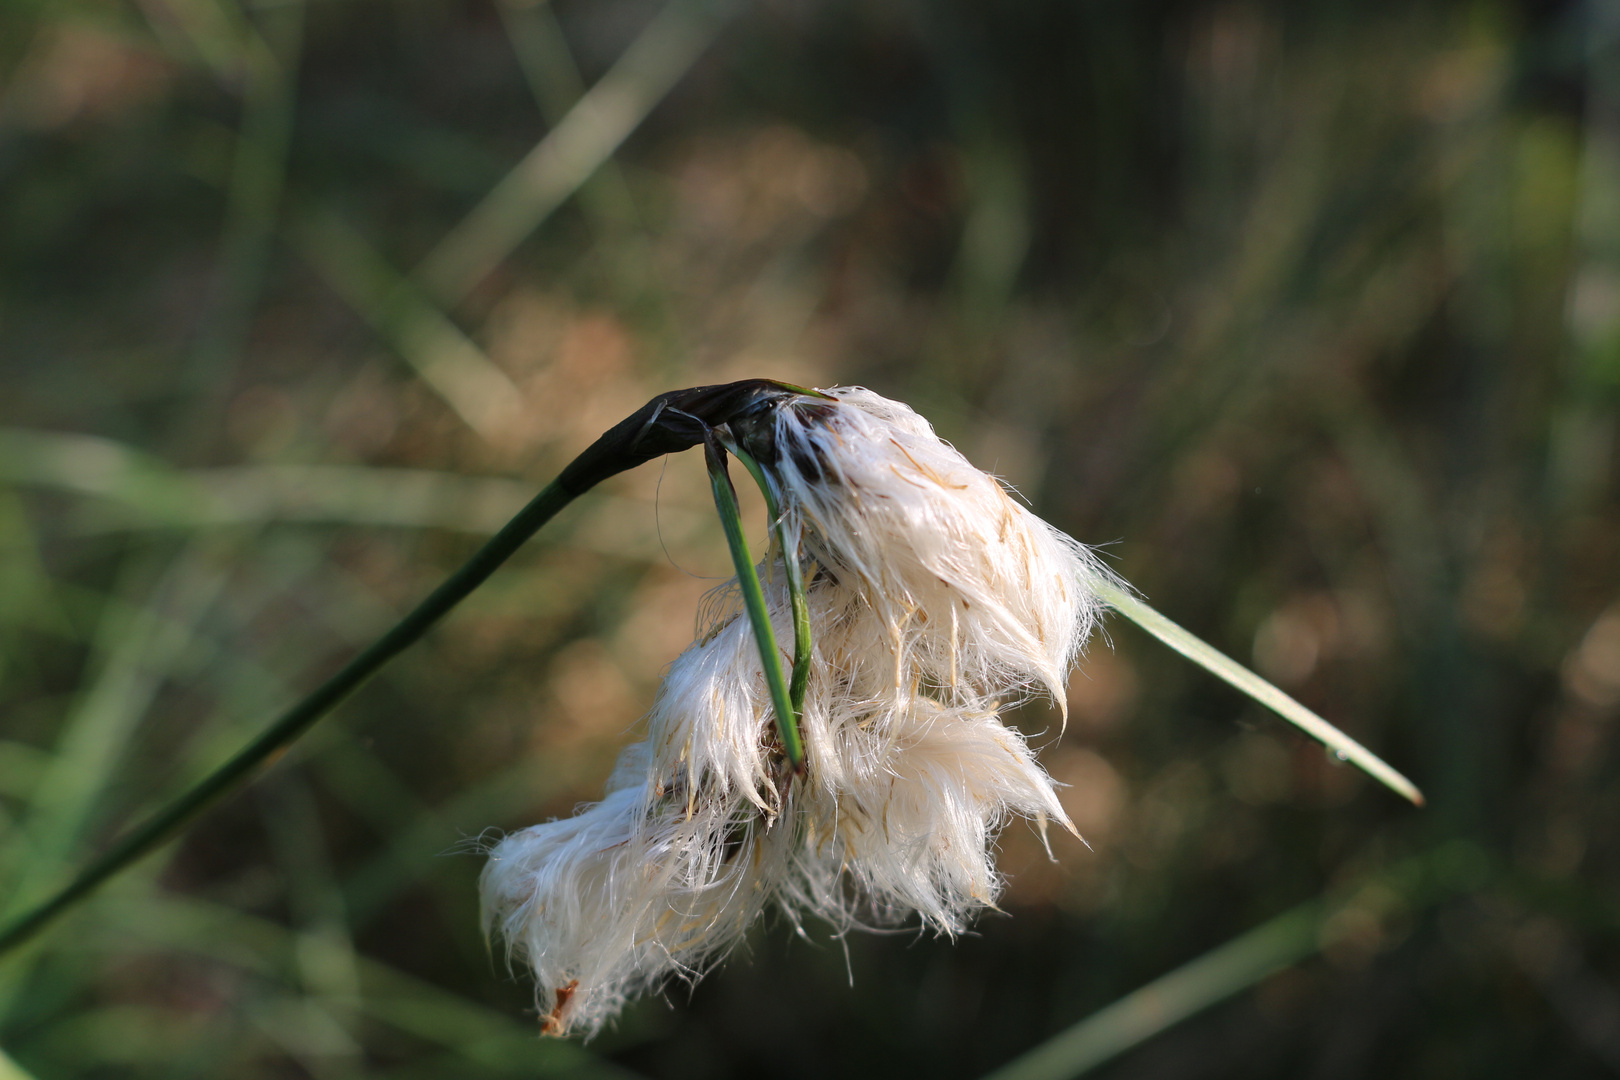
[
  {"x1": 725, "y1": 439, "x2": 812, "y2": 727},
  {"x1": 704, "y1": 439, "x2": 806, "y2": 772},
  {"x1": 0, "y1": 479, "x2": 578, "y2": 958},
  {"x1": 0, "y1": 379, "x2": 814, "y2": 958}
]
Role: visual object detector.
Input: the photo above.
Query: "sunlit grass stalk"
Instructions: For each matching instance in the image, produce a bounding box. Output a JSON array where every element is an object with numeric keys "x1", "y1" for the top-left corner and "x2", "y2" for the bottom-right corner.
[
  {"x1": 704, "y1": 440, "x2": 806, "y2": 771},
  {"x1": 1097, "y1": 581, "x2": 1423, "y2": 806}
]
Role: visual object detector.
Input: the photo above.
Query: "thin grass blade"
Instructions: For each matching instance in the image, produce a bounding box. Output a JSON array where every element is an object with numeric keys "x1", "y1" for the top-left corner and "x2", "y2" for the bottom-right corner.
[
  {"x1": 184, "y1": 7, "x2": 303, "y2": 400},
  {"x1": 1097, "y1": 581, "x2": 1423, "y2": 806},
  {"x1": 91, "y1": 893, "x2": 639, "y2": 1077},
  {"x1": 0, "y1": 1046, "x2": 38, "y2": 1080},
  {"x1": 290, "y1": 205, "x2": 523, "y2": 441},
  {"x1": 416, "y1": 0, "x2": 742, "y2": 305},
  {"x1": 0, "y1": 429, "x2": 209, "y2": 525}
]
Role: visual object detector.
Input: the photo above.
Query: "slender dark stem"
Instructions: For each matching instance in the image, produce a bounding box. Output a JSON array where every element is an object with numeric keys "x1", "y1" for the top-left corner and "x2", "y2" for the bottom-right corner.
[
  {"x1": 704, "y1": 442, "x2": 805, "y2": 771},
  {"x1": 0, "y1": 481, "x2": 577, "y2": 957},
  {"x1": 0, "y1": 378, "x2": 817, "y2": 958}
]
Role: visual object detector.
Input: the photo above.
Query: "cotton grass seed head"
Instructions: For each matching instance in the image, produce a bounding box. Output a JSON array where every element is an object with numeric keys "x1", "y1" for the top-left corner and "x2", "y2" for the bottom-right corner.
[{"x1": 481, "y1": 385, "x2": 1113, "y2": 1036}]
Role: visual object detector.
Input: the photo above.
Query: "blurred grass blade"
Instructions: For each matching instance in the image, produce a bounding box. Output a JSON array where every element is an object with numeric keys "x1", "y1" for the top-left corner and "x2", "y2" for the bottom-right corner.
[
  {"x1": 291, "y1": 205, "x2": 523, "y2": 441},
  {"x1": 415, "y1": 0, "x2": 742, "y2": 305},
  {"x1": 0, "y1": 1046, "x2": 38, "y2": 1080},
  {"x1": 0, "y1": 743, "x2": 49, "y2": 803},
  {"x1": 0, "y1": 429, "x2": 209, "y2": 523},
  {"x1": 94, "y1": 893, "x2": 641, "y2": 1077},
  {"x1": 498, "y1": 0, "x2": 589, "y2": 121},
  {"x1": 981, "y1": 902, "x2": 1323, "y2": 1080},
  {"x1": 0, "y1": 544, "x2": 233, "y2": 1025},
  {"x1": 257, "y1": 774, "x2": 362, "y2": 1064},
  {"x1": 189, "y1": 464, "x2": 535, "y2": 533},
  {"x1": 185, "y1": 4, "x2": 303, "y2": 403},
  {"x1": 17, "y1": 546, "x2": 230, "y2": 878},
  {"x1": 496, "y1": 0, "x2": 642, "y2": 227},
  {"x1": 0, "y1": 428, "x2": 716, "y2": 550},
  {"x1": 705, "y1": 441, "x2": 805, "y2": 771},
  {"x1": 1097, "y1": 581, "x2": 1424, "y2": 806},
  {"x1": 138, "y1": 0, "x2": 249, "y2": 82}
]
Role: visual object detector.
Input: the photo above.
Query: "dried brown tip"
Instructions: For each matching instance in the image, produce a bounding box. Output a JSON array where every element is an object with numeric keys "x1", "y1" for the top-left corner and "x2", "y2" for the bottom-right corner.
[{"x1": 540, "y1": 979, "x2": 580, "y2": 1037}]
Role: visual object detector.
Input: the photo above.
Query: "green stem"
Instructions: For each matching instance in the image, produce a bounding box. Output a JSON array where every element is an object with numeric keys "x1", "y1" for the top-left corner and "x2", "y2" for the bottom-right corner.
[
  {"x1": 0, "y1": 481, "x2": 577, "y2": 959},
  {"x1": 727, "y1": 444, "x2": 812, "y2": 722},
  {"x1": 1097, "y1": 580, "x2": 1424, "y2": 807},
  {"x1": 0, "y1": 380, "x2": 815, "y2": 958},
  {"x1": 705, "y1": 442, "x2": 806, "y2": 772}
]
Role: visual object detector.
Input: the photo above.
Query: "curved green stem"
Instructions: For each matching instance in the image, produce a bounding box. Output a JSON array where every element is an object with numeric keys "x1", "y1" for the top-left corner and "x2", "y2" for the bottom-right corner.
[
  {"x1": 0, "y1": 379, "x2": 814, "y2": 958},
  {"x1": 705, "y1": 442, "x2": 805, "y2": 772},
  {"x1": 0, "y1": 481, "x2": 577, "y2": 958}
]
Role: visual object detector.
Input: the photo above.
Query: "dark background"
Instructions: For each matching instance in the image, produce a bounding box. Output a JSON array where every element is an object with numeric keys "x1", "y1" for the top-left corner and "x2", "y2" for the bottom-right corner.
[{"x1": 1, "y1": 0, "x2": 1617, "y2": 1076}]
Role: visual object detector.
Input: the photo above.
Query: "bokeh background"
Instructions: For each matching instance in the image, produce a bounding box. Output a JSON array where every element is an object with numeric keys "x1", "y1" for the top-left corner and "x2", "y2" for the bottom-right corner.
[{"x1": 1, "y1": 0, "x2": 1618, "y2": 1076}]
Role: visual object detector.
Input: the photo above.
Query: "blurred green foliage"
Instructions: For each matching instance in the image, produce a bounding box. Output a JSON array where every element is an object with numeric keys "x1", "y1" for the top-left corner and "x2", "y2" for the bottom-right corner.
[{"x1": 1, "y1": 0, "x2": 1618, "y2": 1076}]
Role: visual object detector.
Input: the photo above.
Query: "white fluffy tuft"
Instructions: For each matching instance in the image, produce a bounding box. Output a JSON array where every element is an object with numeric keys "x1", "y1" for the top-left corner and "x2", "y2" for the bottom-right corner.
[{"x1": 480, "y1": 386, "x2": 1113, "y2": 1036}]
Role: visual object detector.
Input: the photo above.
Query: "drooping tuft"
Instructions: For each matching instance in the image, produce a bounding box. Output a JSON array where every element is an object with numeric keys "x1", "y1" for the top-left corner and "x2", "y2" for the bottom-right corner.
[{"x1": 480, "y1": 386, "x2": 1113, "y2": 1036}]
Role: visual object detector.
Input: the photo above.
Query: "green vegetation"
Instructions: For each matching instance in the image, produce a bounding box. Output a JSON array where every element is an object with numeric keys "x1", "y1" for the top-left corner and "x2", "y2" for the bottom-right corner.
[{"x1": 0, "y1": 0, "x2": 1614, "y2": 1077}]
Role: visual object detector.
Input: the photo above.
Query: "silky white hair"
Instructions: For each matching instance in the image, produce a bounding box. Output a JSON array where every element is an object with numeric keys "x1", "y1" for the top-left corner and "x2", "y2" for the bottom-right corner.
[{"x1": 480, "y1": 387, "x2": 1115, "y2": 1036}]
